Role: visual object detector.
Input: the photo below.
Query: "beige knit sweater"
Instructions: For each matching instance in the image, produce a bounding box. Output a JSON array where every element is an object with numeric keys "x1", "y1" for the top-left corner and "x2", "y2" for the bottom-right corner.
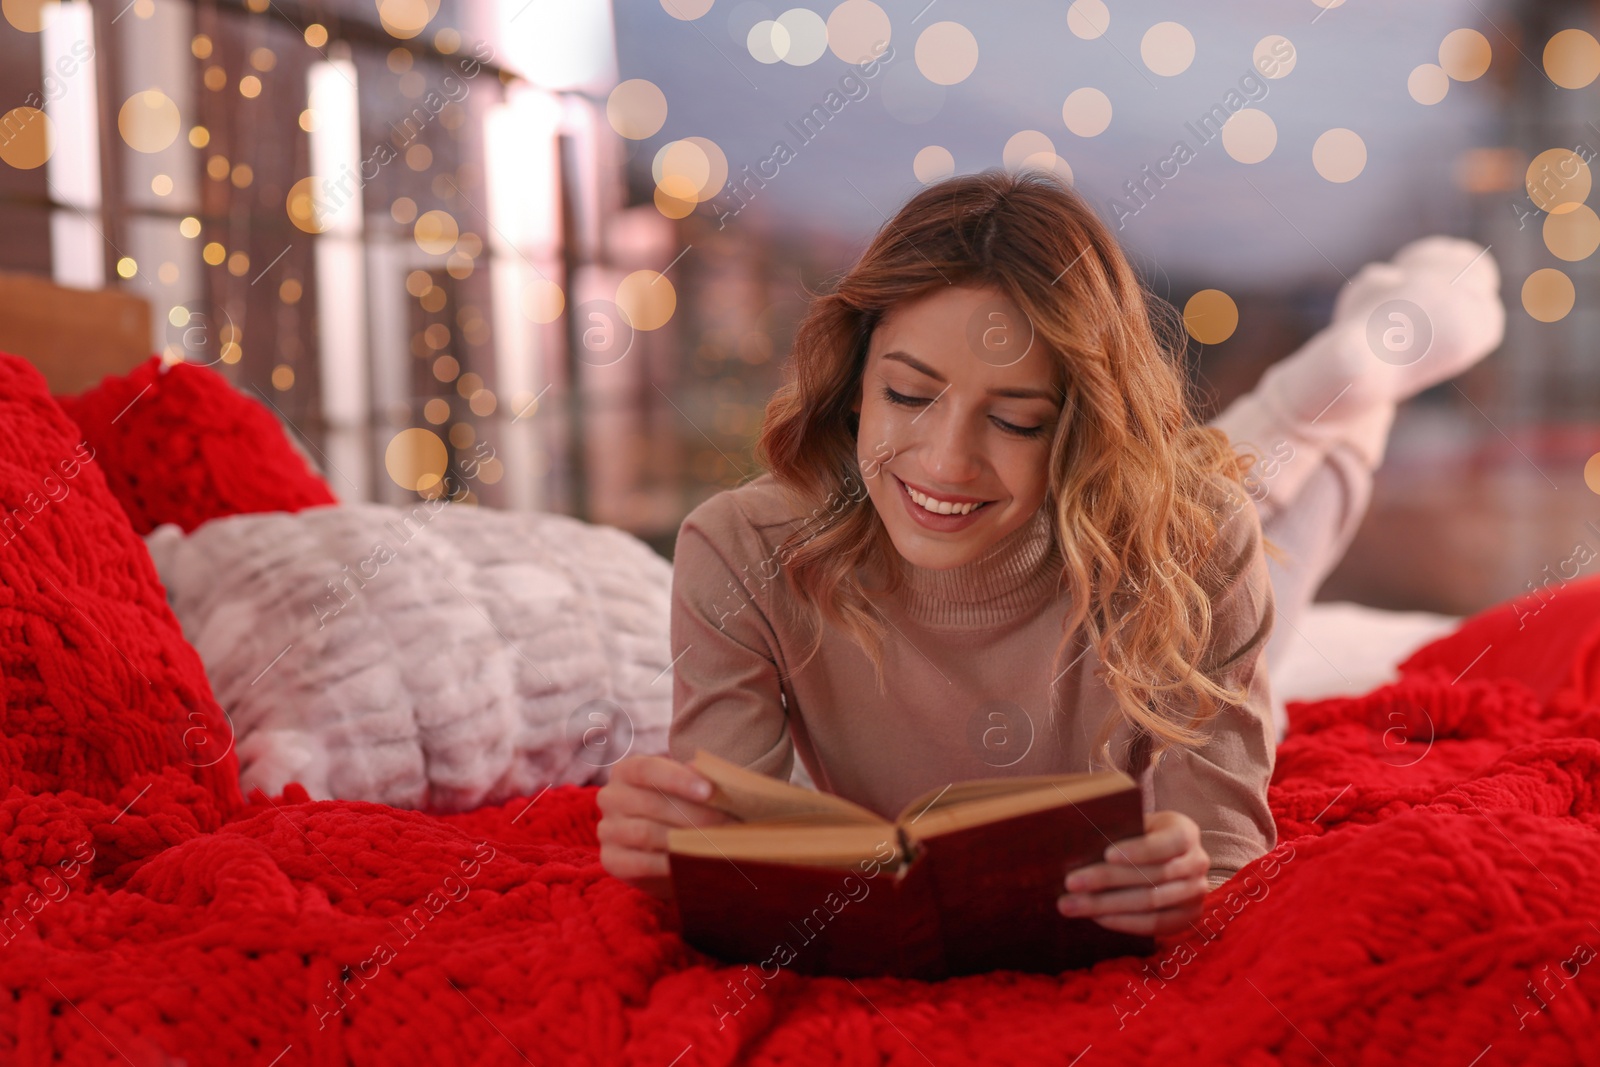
[{"x1": 667, "y1": 471, "x2": 1278, "y2": 886}]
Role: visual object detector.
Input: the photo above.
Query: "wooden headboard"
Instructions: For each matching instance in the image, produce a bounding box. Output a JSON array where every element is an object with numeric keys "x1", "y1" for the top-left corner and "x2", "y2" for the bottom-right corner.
[{"x1": 0, "y1": 271, "x2": 152, "y2": 396}]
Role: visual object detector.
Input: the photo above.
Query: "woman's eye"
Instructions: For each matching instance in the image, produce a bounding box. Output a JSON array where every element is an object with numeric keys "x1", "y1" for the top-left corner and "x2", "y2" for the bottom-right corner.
[
  {"x1": 994, "y1": 418, "x2": 1048, "y2": 439},
  {"x1": 880, "y1": 385, "x2": 926, "y2": 408},
  {"x1": 880, "y1": 385, "x2": 1047, "y2": 439}
]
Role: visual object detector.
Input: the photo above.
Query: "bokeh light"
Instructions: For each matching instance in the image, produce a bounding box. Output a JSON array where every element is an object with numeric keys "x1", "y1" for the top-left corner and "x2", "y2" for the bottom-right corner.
[
  {"x1": 2, "y1": 0, "x2": 57, "y2": 33},
  {"x1": 653, "y1": 137, "x2": 728, "y2": 203},
  {"x1": 1254, "y1": 35, "x2": 1296, "y2": 78},
  {"x1": 662, "y1": 0, "x2": 713, "y2": 18},
  {"x1": 521, "y1": 280, "x2": 566, "y2": 324},
  {"x1": 1543, "y1": 204, "x2": 1600, "y2": 261},
  {"x1": 775, "y1": 8, "x2": 828, "y2": 66},
  {"x1": 1544, "y1": 28, "x2": 1600, "y2": 89},
  {"x1": 1439, "y1": 28, "x2": 1491, "y2": 81},
  {"x1": 1141, "y1": 22, "x2": 1194, "y2": 77},
  {"x1": 1526, "y1": 148, "x2": 1591, "y2": 214},
  {"x1": 377, "y1": 0, "x2": 438, "y2": 41},
  {"x1": 1584, "y1": 453, "x2": 1600, "y2": 495},
  {"x1": 826, "y1": 0, "x2": 890, "y2": 64},
  {"x1": 915, "y1": 21, "x2": 979, "y2": 85},
  {"x1": 0, "y1": 107, "x2": 50, "y2": 168},
  {"x1": 118, "y1": 90, "x2": 181, "y2": 153},
  {"x1": 1062, "y1": 88, "x2": 1111, "y2": 137},
  {"x1": 607, "y1": 79, "x2": 668, "y2": 140},
  {"x1": 414, "y1": 209, "x2": 460, "y2": 255},
  {"x1": 1221, "y1": 109, "x2": 1276, "y2": 164},
  {"x1": 1408, "y1": 64, "x2": 1449, "y2": 104},
  {"x1": 1521, "y1": 268, "x2": 1575, "y2": 322},
  {"x1": 913, "y1": 145, "x2": 955, "y2": 183},
  {"x1": 1183, "y1": 289, "x2": 1239, "y2": 345},
  {"x1": 747, "y1": 20, "x2": 788, "y2": 64},
  {"x1": 1312, "y1": 128, "x2": 1366, "y2": 183},
  {"x1": 385, "y1": 427, "x2": 448, "y2": 492},
  {"x1": 286, "y1": 176, "x2": 328, "y2": 234},
  {"x1": 616, "y1": 270, "x2": 677, "y2": 331},
  {"x1": 1002, "y1": 129, "x2": 1055, "y2": 171},
  {"x1": 1066, "y1": 0, "x2": 1108, "y2": 41}
]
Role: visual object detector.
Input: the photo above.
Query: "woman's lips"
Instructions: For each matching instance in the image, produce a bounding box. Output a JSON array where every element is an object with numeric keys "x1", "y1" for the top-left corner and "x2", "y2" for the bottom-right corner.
[
  {"x1": 892, "y1": 474, "x2": 992, "y2": 531},
  {"x1": 893, "y1": 474, "x2": 993, "y2": 505}
]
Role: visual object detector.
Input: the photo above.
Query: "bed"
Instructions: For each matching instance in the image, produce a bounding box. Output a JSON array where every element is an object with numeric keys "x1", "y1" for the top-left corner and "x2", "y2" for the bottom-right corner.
[{"x1": 1, "y1": 276, "x2": 1592, "y2": 1066}]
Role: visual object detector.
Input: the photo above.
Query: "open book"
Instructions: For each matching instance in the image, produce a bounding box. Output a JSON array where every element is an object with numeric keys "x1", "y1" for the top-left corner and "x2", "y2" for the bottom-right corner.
[{"x1": 666, "y1": 749, "x2": 1155, "y2": 979}]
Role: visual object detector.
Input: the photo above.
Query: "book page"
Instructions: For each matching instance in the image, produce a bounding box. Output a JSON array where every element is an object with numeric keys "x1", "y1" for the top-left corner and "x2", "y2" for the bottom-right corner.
[
  {"x1": 689, "y1": 749, "x2": 888, "y2": 826},
  {"x1": 667, "y1": 822, "x2": 904, "y2": 869},
  {"x1": 897, "y1": 771, "x2": 1138, "y2": 843}
]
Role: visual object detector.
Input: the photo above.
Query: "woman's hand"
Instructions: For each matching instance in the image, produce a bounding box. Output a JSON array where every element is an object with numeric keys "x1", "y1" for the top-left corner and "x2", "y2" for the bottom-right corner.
[
  {"x1": 597, "y1": 754, "x2": 737, "y2": 901},
  {"x1": 1058, "y1": 810, "x2": 1210, "y2": 936}
]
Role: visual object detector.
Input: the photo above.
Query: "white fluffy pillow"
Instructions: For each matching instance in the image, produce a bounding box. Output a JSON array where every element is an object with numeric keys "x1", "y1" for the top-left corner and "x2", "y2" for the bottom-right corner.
[{"x1": 144, "y1": 501, "x2": 673, "y2": 811}]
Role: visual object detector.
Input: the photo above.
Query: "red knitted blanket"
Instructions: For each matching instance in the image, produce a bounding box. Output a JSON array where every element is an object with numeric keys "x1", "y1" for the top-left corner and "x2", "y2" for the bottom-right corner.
[
  {"x1": 6, "y1": 649, "x2": 1599, "y2": 1065},
  {"x1": 4, "y1": 352, "x2": 1597, "y2": 1064}
]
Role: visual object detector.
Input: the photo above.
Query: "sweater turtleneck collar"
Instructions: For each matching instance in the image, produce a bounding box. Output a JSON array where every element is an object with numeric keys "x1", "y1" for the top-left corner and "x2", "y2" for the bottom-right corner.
[{"x1": 878, "y1": 503, "x2": 1063, "y2": 630}]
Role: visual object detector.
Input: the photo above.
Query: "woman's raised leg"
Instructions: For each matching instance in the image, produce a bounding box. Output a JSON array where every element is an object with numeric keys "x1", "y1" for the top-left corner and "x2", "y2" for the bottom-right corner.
[{"x1": 1208, "y1": 236, "x2": 1505, "y2": 742}]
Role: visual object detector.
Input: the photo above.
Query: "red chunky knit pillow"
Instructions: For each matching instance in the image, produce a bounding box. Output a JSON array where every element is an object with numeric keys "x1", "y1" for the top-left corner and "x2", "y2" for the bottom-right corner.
[
  {"x1": 53, "y1": 354, "x2": 338, "y2": 535},
  {"x1": 0, "y1": 353, "x2": 243, "y2": 809}
]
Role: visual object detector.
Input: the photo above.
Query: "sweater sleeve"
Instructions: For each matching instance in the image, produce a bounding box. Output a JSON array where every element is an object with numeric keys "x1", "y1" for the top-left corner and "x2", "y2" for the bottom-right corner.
[
  {"x1": 664, "y1": 499, "x2": 796, "y2": 783},
  {"x1": 1150, "y1": 482, "x2": 1279, "y2": 889}
]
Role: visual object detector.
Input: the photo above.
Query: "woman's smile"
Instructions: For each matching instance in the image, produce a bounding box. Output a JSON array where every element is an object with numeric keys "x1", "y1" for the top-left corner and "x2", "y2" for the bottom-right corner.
[{"x1": 892, "y1": 472, "x2": 997, "y2": 532}]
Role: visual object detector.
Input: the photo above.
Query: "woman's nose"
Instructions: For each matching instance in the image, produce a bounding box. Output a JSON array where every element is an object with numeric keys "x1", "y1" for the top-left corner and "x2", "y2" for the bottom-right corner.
[{"x1": 922, "y1": 408, "x2": 984, "y2": 484}]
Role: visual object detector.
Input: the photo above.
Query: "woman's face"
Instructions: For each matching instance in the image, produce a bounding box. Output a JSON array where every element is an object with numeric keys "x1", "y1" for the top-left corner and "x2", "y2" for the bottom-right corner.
[{"x1": 853, "y1": 283, "x2": 1065, "y2": 571}]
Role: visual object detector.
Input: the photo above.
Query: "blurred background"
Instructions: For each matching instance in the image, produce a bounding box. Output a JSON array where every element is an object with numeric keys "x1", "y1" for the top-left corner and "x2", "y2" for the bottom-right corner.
[{"x1": 0, "y1": 0, "x2": 1596, "y2": 615}]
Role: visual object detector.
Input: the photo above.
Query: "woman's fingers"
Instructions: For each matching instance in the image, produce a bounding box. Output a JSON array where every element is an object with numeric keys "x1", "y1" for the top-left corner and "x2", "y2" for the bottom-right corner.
[
  {"x1": 597, "y1": 755, "x2": 741, "y2": 898},
  {"x1": 615, "y1": 754, "x2": 715, "y2": 804},
  {"x1": 596, "y1": 813, "x2": 672, "y2": 853},
  {"x1": 598, "y1": 756, "x2": 732, "y2": 828},
  {"x1": 1101, "y1": 811, "x2": 1196, "y2": 866},
  {"x1": 597, "y1": 813, "x2": 713, "y2": 898},
  {"x1": 1057, "y1": 809, "x2": 1211, "y2": 931},
  {"x1": 596, "y1": 824, "x2": 672, "y2": 888},
  {"x1": 1058, "y1": 872, "x2": 1209, "y2": 920},
  {"x1": 1065, "y1": 846, "x2": 1209, "y2": 893},
  {"x1": 648, "y1": 785, "x2": 734, "y2": 829}
]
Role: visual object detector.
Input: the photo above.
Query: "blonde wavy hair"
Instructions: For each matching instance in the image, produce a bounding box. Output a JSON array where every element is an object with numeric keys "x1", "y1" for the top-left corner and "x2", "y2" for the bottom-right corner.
[{"x1": 754, "y1": 168, "x2": 1285, "y2": 773}]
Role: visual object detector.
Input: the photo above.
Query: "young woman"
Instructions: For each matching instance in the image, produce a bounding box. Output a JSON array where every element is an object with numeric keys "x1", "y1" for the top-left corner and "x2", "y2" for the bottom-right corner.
[{"x1": 598, "y1": 168, "x2": 1503, "y2": 937}]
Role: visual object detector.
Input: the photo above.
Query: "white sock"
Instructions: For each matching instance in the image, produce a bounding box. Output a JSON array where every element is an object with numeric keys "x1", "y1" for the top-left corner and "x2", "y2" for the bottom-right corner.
[{"x1": 1216, "y1": 235, "x2": 1503, "y2": 503}]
